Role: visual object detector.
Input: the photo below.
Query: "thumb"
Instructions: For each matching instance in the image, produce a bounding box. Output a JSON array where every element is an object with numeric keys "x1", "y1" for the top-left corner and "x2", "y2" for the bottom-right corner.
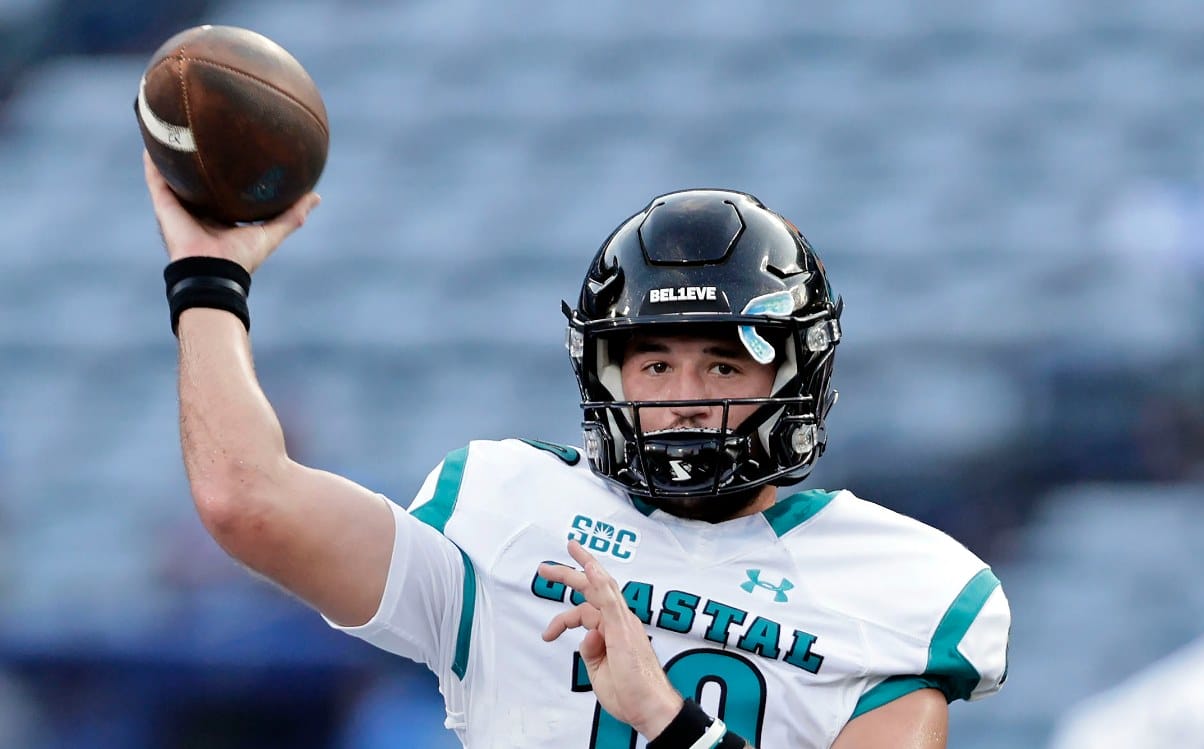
[
  {"x1": 580, "y1": 629, "x2": 606, "y2": 664},
  {"x1": 258, "y1": 192, "x2": 321, "y2": 251}
]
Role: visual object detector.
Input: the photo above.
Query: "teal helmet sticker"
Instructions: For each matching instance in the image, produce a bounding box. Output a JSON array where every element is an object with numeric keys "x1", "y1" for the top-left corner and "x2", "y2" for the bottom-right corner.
[{"x1": 739, "y1": 289, "x2": 795, "y2": 363}]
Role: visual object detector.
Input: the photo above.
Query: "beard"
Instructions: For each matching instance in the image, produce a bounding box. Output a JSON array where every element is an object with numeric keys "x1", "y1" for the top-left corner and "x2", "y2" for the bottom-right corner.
[{"x1": 641, "y1": 485, "x2": 766, "y2": 523}]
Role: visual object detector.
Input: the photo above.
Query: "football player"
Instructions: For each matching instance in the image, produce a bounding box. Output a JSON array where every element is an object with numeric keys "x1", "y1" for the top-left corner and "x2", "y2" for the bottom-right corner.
[{"x1": 146, "y1": 152, "x2": 1010, "y2": 748}]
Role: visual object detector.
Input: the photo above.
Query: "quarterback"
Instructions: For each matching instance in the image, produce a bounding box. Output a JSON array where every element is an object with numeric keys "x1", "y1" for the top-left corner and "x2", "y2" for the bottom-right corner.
[{"x1": 145, "y1": 152, "x2": 1010, "y2": 748}]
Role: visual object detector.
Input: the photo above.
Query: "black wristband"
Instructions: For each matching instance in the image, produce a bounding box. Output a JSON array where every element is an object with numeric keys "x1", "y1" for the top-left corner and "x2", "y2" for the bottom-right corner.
[
  {"x1": 646, "y1": 700, "x2": 746, "y2": 749},
  {"x1": 164, "y1": 257, "x2": 252, "y2": 335}
]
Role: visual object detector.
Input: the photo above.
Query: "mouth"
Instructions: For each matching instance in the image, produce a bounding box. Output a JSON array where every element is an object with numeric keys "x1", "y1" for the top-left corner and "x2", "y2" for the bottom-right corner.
[{"x1": 643, "y1": 426, "x2": 725, "y2": 437}]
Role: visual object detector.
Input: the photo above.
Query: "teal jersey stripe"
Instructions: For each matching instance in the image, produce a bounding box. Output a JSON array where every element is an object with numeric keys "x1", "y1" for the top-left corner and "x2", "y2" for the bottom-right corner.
[
  {"x1": 850, "y1": 675, "x2": 945, "y2": 719},
  {"x1": 926, "y1": 568, "x2": 1001, "y2": 702},
  {"x1": 411, "y1": 446, "x2": 469, "y2": 533},
  {"x1": 851, "y1": 568, "x2": 1000, "y2": 718},
  {"x1": 452, "y1": 547, "x2": 477, "y2": 680},
  {"x1": 409, "y1": 447, "x2": 476, "y2": 681},
  {"x1": 762, "y1": 489, "x2": 839, "y2": 536},
  {"x1": 519, "y1": 438, "x2": 581, "y2": 465},
  {"x1": 629, "y1": 495, "x2": 658, "y2": 517}
]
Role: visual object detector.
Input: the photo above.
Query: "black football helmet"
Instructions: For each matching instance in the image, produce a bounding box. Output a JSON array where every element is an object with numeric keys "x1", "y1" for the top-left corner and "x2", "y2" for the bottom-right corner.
[{"x1": 564, "y1": 189, "x2": 843, "y2": 502}]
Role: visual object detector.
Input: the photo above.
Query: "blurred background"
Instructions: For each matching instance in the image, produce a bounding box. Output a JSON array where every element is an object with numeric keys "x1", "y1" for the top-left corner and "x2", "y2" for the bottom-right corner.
[{"x1": 1, "y1": 0, "x2": 1202, "y2": 747}]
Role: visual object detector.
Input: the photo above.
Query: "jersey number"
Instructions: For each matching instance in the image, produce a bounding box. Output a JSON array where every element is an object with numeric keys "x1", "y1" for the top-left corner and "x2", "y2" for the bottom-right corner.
[{"x1": 582, "y1": 648, "x2": 767, "y2": 748}]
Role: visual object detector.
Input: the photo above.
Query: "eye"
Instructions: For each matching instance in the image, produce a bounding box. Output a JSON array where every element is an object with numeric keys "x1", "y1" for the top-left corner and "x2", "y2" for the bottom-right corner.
[
  {"x1": 711, "y1": 362, "x2": 738, "y2": 376},
  {"x1": 644, "y1": 361, "x2": 670, "y2": 375}
]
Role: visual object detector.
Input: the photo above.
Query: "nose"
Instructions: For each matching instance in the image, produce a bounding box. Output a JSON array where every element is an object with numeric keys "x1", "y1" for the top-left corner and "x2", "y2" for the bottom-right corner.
[
  {"x1": 665, "y1": 369, "x2": 714, "y2": 422},
  {"x1": 668, "y1": 399, "x2": 711, "y2": 421}
]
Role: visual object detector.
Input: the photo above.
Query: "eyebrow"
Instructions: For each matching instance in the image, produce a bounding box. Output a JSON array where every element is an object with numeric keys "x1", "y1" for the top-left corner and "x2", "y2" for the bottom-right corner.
[{"x1": 626, "y1": 339, "x2": 747, "y2": 359}]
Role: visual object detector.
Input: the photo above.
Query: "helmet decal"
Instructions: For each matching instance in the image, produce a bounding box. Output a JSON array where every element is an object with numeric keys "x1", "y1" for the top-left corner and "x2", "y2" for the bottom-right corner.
[
  {"x1": 648, "y1": 286, "x2": 718, "y2": 303},
  {"x1": 738, "y1": 289, "x2": 795, "y2": 364}
]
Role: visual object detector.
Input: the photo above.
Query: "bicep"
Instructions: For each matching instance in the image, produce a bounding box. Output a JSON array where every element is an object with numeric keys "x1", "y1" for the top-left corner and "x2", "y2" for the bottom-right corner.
[{"x1": 832, "y1": 688, "x2": 948, "y2": 749}]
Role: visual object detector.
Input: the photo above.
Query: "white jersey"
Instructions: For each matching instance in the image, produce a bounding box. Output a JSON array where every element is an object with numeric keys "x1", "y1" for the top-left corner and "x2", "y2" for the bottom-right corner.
[{"x1": 329, "y1": 439, "x2": 1010, "y2": 748}]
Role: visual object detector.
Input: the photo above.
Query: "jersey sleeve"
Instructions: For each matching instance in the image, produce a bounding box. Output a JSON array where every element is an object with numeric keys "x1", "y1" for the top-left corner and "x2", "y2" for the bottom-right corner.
[
  {"x1": 325, "y1": 455, "x2": 472, "y2": 675},
  {"x1": 851, "y1": 566, "x2": 1011, "y2": 720},
  {"x1": 926, "y1": 568, "x2": 1010, "y2": 702},
  {"x1": 820, "y1": 493, "x2": 1012, "y2": 721}
]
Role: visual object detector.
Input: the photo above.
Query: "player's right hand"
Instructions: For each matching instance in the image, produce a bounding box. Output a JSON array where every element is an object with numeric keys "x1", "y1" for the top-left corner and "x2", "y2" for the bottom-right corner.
[{"x1": 143, "y1": 150, "x2": 320, "y2": 273}]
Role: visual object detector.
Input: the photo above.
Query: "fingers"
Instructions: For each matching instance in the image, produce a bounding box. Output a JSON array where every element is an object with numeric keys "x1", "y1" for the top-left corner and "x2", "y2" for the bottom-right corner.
[
  {"x1": 144, "y1": 148, "x2": 319, "y2": 269},
  {"x1": 539, "y1": 545, "x2": 625, "y2": 620},
  {"x1": 538, "y1": 561, "x2": 588, "y2": 592},
  {"x1": 142, "y1": 150, "x2": 194, "y2": 227},
  {"x1": 259, "y1": 192, "x2": 321, "y2": 249},
  {"x1": 143, "y1": 150, "x2": 320, "y2": 234},
  {"x1": 142, "y1": 149, "x2": 164, "y2": 190},
  {"x1": 142, "y1": 149, "x2": 160, "y2": 187},
  {"x1": 566, "y1": 538, "x2": 594, "y2": 568},
  {"x1": 541, "y1": 541, "x2": 644, "y2": 649},
  {"x1": 568, "y1": 540, "x2": 629, "y2": 619},
  {"x1": 579, "y1": 628, "x2": 606, "y2": 661},
  {"x1": 543, "y1": 542, "x2": 627, "y2": 620},
  {"x1": 541, "y1": 601, "x2": 602, "y2": 642},
  {"x1": 539, "y1": 543, "x2": 625, "y2": 644}
]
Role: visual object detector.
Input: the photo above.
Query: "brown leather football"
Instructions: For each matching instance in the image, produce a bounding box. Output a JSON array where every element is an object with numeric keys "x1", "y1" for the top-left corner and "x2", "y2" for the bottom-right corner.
[{"x1": 136, "y1": 25, "x2": 329, "y2": 223}]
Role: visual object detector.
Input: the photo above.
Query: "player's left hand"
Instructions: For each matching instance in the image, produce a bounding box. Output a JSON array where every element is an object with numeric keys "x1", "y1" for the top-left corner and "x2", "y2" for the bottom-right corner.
[{"x1": 539, "y1": 540, "x2": 684, "y2": 740}]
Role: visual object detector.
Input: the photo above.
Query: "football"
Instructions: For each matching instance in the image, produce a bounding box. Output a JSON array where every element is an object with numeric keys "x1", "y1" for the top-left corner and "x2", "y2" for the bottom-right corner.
[{"x1": 136, "y1": 25, "x2": 329, "y2": 223}]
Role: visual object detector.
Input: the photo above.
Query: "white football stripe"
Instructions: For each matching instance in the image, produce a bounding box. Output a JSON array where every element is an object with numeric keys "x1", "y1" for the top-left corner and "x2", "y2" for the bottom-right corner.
[{"x1": 137, "y1": 75, "x2": 197, "y2": 153}]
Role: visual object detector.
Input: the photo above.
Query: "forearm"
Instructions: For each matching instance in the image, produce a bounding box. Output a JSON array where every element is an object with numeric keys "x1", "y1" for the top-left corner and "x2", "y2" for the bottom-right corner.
[
  {"x1": 176, "y1": 308, "x2": 289, "y2": 504},
  {"x1": 171, "y1": 305, "x2": 393, "y2": 623},
  {"x1": 145, "y1": 160, "x2": 391, "y2": 623}
]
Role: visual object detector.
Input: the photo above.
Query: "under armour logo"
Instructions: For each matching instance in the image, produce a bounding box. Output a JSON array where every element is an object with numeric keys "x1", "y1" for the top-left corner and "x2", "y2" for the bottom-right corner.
[{"x1": 740, "y1": 569, "x2": 794, "y2": 602}]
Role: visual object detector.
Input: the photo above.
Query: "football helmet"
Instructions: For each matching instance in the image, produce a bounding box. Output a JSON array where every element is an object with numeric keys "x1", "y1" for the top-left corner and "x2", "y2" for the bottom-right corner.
[{"x1": 564, "y1": 189, "x2": 842, "y2": 501}]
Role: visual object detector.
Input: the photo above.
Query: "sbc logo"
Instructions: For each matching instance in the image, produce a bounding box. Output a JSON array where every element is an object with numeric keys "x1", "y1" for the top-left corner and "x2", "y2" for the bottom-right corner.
[{"x1": 568, "y1": 515, "x2": 639, "y2": 562}]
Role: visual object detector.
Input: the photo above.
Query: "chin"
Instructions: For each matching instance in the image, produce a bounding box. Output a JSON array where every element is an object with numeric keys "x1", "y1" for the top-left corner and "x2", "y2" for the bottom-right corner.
[{"x1": 646, "y1": 488, "x2": 764, "y2": 523}]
